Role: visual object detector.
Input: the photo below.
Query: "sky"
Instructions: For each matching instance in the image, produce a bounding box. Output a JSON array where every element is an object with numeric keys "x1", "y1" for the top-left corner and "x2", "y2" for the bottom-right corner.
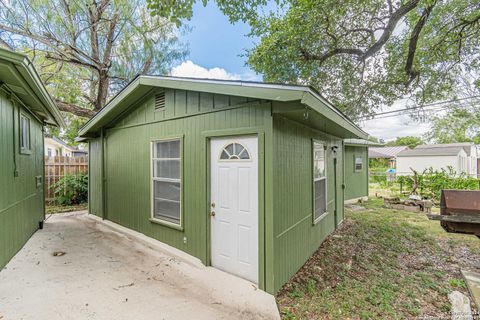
[{"x1": 171, "y1": 2, "x2": 429, "y2": 142}]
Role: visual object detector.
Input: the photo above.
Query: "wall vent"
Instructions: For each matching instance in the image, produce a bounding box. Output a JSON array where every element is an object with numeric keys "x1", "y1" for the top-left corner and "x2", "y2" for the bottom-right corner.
[{"x1": 154, "y1": 91, "x2": 166, "y2": 110}]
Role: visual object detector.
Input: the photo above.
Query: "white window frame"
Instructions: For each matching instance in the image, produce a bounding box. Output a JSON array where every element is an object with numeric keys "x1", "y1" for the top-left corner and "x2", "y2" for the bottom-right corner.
[
  {"x1": 312, "y1": 140, "x2": 327, "y2": 224},
  {"x1": 355, "y1": 155, "x2": 363, "y2": 172},
  {"x1": 150, "y1": 137, "x2": 183, "y2": 229},
  {"x1": 19, "y1": 113, "x2": 31, "y2": 154}
]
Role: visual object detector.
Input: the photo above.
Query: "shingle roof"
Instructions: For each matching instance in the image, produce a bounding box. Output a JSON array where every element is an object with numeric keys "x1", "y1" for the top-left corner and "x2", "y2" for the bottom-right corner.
[
  {"x1": 368, "y1": 146, "x2": 409, "y2": 158},
  {"x1": 397, "y1": 145, "x2": 465, "y2": 157},
  {"x1": 415, "y1": 143, "x2": 474, "y2": 156}
]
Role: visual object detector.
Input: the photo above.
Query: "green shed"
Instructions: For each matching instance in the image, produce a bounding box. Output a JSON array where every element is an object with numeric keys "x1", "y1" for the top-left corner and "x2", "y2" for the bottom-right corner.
[
  {"x1": 0, "y1": 48, "x2": 63, "y2": 269},
  {"x1": 78, "y1": 76, "x2": 367, "y2": 293},
  {"x1": 343, "y1": 139, "x2": 379, "y2": 203}
]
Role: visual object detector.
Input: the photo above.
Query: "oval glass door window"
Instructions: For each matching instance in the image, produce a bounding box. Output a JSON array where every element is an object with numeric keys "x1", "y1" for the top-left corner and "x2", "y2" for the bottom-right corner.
[{"x1": 220, "y1": 143, "x2": 250, "y2": 160}]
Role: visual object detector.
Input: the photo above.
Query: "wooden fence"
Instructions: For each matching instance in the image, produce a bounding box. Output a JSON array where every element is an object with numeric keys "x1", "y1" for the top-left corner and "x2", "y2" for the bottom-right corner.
[{"x1": 45, "y1": 156, "x2": 88, "y2": 203}]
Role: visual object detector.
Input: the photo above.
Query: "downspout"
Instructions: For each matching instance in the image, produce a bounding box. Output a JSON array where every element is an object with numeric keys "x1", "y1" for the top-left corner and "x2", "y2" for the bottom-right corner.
[
  {"x1": 11, "y1": 94, "x2": 18, "y2": 177},
  {"x1": 101, "y1": 128, "x2": 107, "y2": 220},
  {"x1": 332, "y1": 145, "x2": 339, "y2": 229}
]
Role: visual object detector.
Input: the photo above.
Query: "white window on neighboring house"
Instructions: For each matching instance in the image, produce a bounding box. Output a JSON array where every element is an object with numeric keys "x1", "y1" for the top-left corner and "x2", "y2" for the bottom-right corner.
[
  {"x1": 20, "y1": 114, "x2": 31, "y2": 153},
  {"x1": 47, "y1": 148, "x2": 52, "y2": 157},
  {"x1": 313, "y1": 141, "x2": 327, "y2": 222},
  {"x1": 355, "y1": 156, "x2": 363, "y2": 172},
  {"x1": 151, "y1": 139, "x2": 182, "y2": 227}
]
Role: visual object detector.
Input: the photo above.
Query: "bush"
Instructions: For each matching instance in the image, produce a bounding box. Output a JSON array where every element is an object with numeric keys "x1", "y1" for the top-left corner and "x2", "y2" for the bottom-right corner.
[
  {"x1": 396, "y1": 167, "x2": 479, "y2": 200},
  {"x1": 52, "y1": 173, "x2": 88, "y2": 205}
]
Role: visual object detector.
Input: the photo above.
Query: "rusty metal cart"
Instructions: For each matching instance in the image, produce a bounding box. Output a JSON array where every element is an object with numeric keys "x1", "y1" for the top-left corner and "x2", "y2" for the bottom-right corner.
[{"x1": 427, "y1": 190, "x2": 480, "y2": 237}]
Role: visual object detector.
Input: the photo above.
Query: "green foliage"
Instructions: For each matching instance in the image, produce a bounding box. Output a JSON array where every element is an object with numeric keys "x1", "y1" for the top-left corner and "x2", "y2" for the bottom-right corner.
[
  {"x1": 1, "y1": 0, "x2": 186, "y2": 116},
  {"x1": 369, "y1": 158, "x2": 389, "y2": 169},
  {"x1": 424, "y1": 107, "x2": 480, "y2": 144},
  {"x1": 147, "y1": 0, "x2": 480, "y2": 119},
  {"x1": 51, "y1": 173, "x2": 88, "y2": 206},
  {"x1": 396, "y1": 167, "x2": 480, "y2": 200},
  {"x1": 45, "y1": 114, "x2": 88, "y2": 147},
  {"x1": 387, "y1": 136, "x2": 424, "y2": 149}
]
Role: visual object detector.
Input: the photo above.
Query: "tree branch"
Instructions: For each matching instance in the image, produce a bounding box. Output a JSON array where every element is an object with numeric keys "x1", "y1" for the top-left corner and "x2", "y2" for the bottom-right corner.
[
  {"x1": 405, "y1": 2, "x2": 436, "y2": 85},
  {"x1": 55, "y1": 99, "x2": 96, "y2": 118},
  {"x1": 300, "y1": 0, "x2": 421, "y2": 65}
]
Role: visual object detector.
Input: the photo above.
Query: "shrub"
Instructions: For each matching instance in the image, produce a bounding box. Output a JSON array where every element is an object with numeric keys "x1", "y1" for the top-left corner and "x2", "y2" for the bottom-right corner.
[
  {"x1": 51, "y1": 173, "x2": 88, "y2": 205},
  {"x1": 396, "y1": 167, "x2": 479, "y2": 200}
]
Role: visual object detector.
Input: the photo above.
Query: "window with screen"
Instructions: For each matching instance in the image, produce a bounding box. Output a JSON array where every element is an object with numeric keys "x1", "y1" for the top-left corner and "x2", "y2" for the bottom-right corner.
[
  {"x1": 355, "y1": 156, "x2": 363, "y2": 172},
  {"x1": 20, "y1": 114, "x2": 31, "y2": 153},
  {"x1": 151, "y1": 139, "x2": 182, "y2": 226},
  {"x1": 313, "y1": 141, "x2": 327, "y2": 221}
]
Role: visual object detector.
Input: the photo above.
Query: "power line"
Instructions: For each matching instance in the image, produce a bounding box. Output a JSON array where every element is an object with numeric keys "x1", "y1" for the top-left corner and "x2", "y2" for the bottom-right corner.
[
  {"x1": 358, "y1": 95, "x2": 480, "y2": 120},
  {"x1": 360, "y1": 100, "x2": 480, "y2": 122}
]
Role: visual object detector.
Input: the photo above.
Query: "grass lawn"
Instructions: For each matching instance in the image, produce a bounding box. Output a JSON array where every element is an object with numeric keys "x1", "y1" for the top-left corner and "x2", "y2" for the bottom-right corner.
[
  {"x1": 46, "y1": 203, "x2": 88, "y2": 214},
  {"x1": 277, "y1": 197, "x2": 480, "y2": 319}
]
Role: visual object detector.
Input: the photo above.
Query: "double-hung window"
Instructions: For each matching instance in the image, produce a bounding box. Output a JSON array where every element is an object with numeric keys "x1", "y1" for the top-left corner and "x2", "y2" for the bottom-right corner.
[
  {"x1": 313, "y1": 141, "x2": 327, "y2": 222},
  {"x1": 151, "y1": 139, "x2": 182, "y2": 226},
  {"x1": 20, "y1": 114, "x2": 31, "y2": 153}
]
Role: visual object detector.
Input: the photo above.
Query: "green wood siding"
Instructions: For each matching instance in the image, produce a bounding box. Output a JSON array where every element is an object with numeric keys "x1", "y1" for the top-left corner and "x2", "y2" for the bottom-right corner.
[
  {"x1": 88, "y1": 138, "x2": 103, "y2": 218},
  {"x1": 344, "y1": 145, "x2": 368, "y2": 200},
  {"x1": 0, "y1": 91, "x2": 44, "y2": 269},
  {"x1": 88, "y1": 87, "x2": 351, "y2": 294},
  {"x1": 88, "y1": 89, "x2": 270, "y2": 271},
  {"x1": 271, "y1": 116, "x2": 344, "y2": 292}
]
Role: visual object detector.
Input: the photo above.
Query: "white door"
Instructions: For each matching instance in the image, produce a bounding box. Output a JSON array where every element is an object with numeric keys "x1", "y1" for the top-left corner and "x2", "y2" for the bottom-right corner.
[{"x1": 210, "y1": 136, "x2": 258, "y2": 283}]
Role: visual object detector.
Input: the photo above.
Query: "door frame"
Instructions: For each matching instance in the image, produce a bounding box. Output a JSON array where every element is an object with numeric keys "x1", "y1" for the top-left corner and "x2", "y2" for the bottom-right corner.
[{"x1": 202, "y1": 127, "x2": 265, "y2": 290}]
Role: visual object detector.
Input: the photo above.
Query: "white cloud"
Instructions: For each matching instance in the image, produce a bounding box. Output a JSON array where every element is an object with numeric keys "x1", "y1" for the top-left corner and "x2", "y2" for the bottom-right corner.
[
  {"x1": 170, "y1": 60, "x2": 260, "y2": 81},
  {"x1": 170, "y1": 60, "x2": 241, "y2": 80}
]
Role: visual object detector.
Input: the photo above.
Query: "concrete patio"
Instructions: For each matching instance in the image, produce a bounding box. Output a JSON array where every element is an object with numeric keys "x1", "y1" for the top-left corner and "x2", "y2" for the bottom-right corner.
[{"x1": 0, "y1": 212, "x2": 279, "y2": 320}]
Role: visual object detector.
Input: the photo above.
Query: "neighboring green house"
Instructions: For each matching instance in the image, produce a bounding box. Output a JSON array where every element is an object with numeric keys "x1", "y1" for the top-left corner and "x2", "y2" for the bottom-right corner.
[
  {"x1": 0, "y1": 48, "x2": 64, "y2": 269},
  {"x1": 78, "y1": 76, "x2": 368, "y2": 293},
  {"x1": 343, "y1": 139, "x2": 379, "y2": 203}
]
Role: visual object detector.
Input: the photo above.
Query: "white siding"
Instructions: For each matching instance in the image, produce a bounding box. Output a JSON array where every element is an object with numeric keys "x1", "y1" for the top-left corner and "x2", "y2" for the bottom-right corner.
[{"x1": 396, "y1": 154, "x2": 464, "y2": 176}]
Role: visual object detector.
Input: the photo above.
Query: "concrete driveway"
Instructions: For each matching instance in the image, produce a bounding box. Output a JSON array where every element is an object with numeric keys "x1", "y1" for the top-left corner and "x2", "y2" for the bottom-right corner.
[{"x1": 0, "y1": 212, "x2": 279, "y2": 320}]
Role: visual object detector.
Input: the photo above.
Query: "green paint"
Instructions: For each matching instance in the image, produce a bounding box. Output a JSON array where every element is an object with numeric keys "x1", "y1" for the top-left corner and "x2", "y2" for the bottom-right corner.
[
  {"x1": 87, "y1": 86, "x2": 357, "y2": 294},
  {"x1": 344, "y1": 145, "x2": 369, "y2": 201},
  {"x1": 0, "y1": 92, "x2": 45, "y2": 269}
]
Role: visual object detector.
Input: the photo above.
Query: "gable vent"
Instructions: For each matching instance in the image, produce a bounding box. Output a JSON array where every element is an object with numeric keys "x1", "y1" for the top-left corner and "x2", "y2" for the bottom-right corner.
[{"x1": 154, "y1": 91, "x2": 166, "y2": 110}]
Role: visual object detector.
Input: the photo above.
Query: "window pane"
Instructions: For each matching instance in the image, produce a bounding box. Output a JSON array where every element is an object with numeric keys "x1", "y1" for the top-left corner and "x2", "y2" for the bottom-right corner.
[
  {"x1": 314, "y1": 179, "x2": 326, "y2": 219},
  {"x1": 154, "y1": 159, "x2": 180, "y2": 179},
  {"x1": 154, "y1": 180, "x2": 180, "y2": 202},
  {"x1": 355, "y1": 157, "x2": 363, "y2": 171},
  {"x1": 313, "y1": 142, "x2": 325, "y2": 179},
  {"x1": 154, "y1": 199, "x2": 180, "y2": 224},
  {"x1": 225, "y1": 143, "x2": 234, "y2": 155},
  {"x1": 155, "y1": 140, "x2": 180, "y2": 158}
]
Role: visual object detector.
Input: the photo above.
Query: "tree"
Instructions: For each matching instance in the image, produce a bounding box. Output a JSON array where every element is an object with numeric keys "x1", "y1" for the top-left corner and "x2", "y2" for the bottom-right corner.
[
  {"x1": 0, "y1": 0, "x2": 186, "y2": 118},
  {"x1": 424, "y1": 107, "x2": 480, "y2": 144},
  {"x1": 147, "y1": 0, "x2": 480, "y2": 119},
  {"x1": 387, "y1": 136, "x2": 424, "y2": 148}
]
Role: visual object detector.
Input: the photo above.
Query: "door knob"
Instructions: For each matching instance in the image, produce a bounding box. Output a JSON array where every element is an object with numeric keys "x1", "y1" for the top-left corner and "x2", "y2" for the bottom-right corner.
[
  {"x1": 211, "y1": 202, "x2": 216, "y2": 208},
  {"x1": 210, "y1": 211, "x2": 216, "y2": 217}
]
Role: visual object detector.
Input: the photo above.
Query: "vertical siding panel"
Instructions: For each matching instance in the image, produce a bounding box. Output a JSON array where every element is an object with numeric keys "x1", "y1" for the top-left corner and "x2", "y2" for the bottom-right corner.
[
  {"x1": 94, "y1": 93, "x2": 269, "y2": 265},
  {"x1": 0, "y1": 93, "x2": 44, "y2": 269},
  {"x1": 272, "y1": 115, "x2": 343, "y2": 292},
  {"x1": 344, "y1": 145, "x2": 368, "y2": 200}
]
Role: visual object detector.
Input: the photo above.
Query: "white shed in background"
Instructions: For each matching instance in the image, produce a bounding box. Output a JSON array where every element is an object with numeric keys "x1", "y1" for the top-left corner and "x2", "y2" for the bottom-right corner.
[{"x1": 396, "y1": 143, "x2": 478, "y2": 177}]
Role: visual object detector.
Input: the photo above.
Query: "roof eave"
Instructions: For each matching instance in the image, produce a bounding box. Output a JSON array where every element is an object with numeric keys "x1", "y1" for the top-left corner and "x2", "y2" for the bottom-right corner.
[
  {"x1": 78, "y1": 75, "x2": 367, "y2": 140},
  {"x1": 0, "y1": 48, "x2": 65, "y2": 127}
]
